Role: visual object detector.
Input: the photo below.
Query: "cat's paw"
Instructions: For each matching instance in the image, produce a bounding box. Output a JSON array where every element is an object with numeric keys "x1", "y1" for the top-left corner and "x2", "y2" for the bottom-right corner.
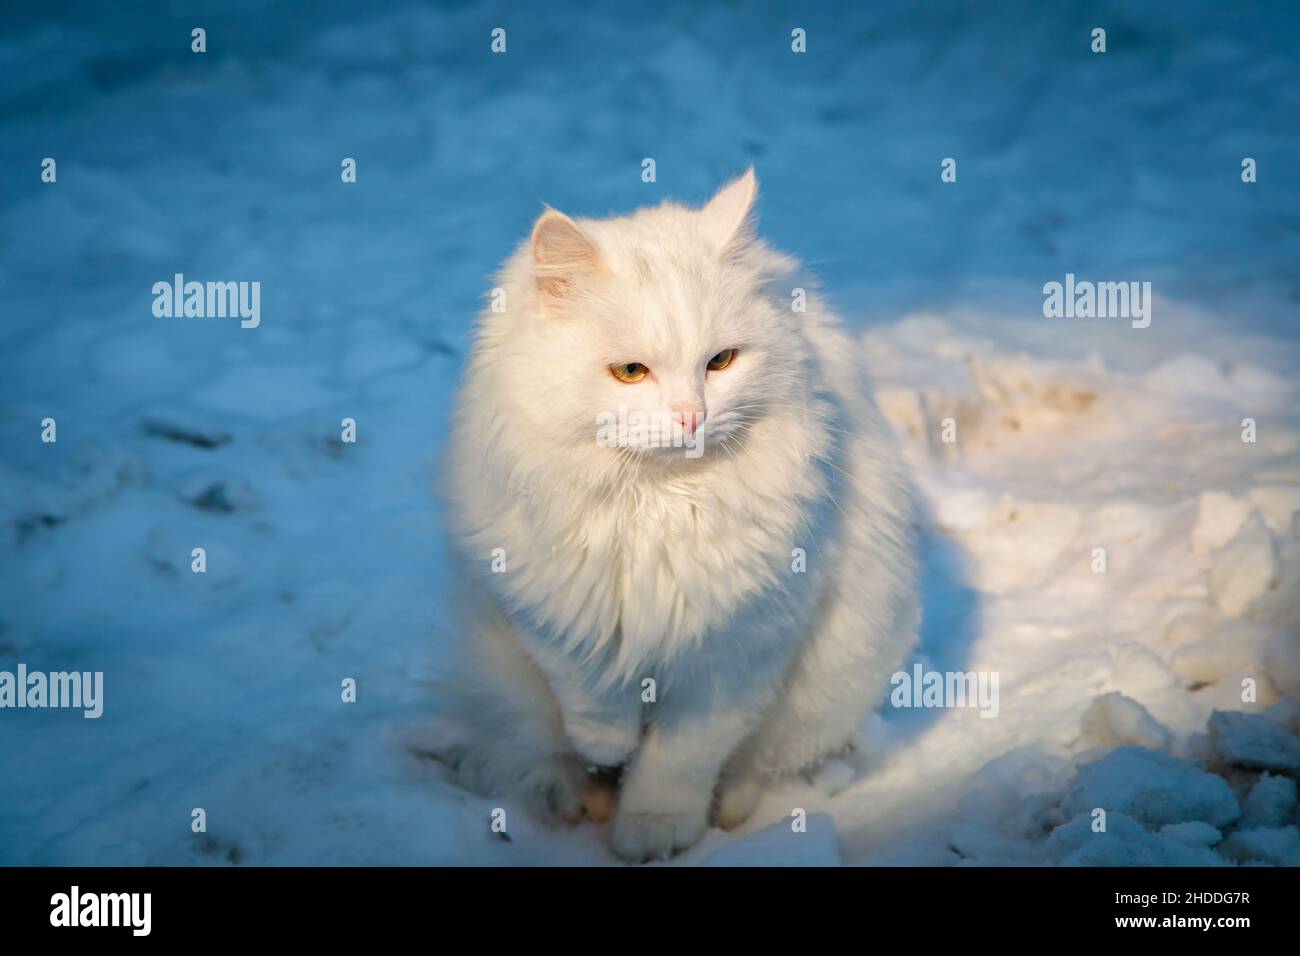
[
  {"x1": 521, "y1": 754, "x2": 588, "y2": 824},
  {"x1": 581, "y1": 774, "x2": 618, "y2": 824},
  {"x1": 610, "y1": 808, "x2": 708, "y2": 862},
  {"x1": 712, "y1": 775, "x2": 762, "y2": 830}
]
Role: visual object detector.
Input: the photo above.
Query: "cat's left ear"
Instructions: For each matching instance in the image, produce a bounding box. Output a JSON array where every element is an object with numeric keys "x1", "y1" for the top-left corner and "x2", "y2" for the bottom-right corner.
[
  {"x1": 531, "y1": 208, "x2": 602, "y2": 301},
  {"x1": 700, "y1": 167, "x2": 758, "y2": 257}
]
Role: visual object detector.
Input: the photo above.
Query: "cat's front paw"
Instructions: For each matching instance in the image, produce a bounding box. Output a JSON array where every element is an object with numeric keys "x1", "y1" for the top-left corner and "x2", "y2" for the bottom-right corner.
[
  {"x1": 712, "y1": 774, "x2": 762, "y2": 831},
  {"x1": 522, "y1": 754, "x2": 588, "y2": 824},
  {"x1": 610, "y1": 808, "x2": 708, "y2": 862}
]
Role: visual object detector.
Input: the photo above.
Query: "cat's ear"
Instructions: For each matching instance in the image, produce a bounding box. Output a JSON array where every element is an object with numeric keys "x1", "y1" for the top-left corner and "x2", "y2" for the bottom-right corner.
[
  {"x1": 531, "y1": 208, "x2": 601, "y2": 300},
  {"x1": 700, "y1": 167, "x2": 758, "y2": 257}
]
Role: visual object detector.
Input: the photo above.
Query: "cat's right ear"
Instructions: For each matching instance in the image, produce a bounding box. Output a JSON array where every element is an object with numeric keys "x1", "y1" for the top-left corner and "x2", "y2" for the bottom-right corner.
[{"x1": 531, "y1": 209, "x2": 600, "y2": 301}]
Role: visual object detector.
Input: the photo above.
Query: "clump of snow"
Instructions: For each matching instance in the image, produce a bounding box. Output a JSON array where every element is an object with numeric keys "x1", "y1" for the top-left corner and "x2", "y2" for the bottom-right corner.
[
  {"x1": 1157, "y1": 821, "x2": 1222, "y2": 847},
  {"x1": 1160, "y1": 611, "x2": 1213, "y2": 653},
  {"x1": 1191, "y1": 492, "x2": 1254, "y2": 555},
  {"x1": 1241, "y1": 773, "x2": 1297, "y2": 829},
  {"x1": 1209, "y1": 517, "x2": 1281, "y2": 616},
  {"x1": 1080, "y1": 692, "x2": 1173, "y2": 752},
  {"x1": 176, "y1": 472, "x2": 261, "y2": 514},
  {"x1": 1262, "y1": 629, "x2": 1300, "y2": 697},
  {"x1": 1248, "y1": 486, "x2": 1300, "y2": 536},
  {"x1": 1060, "y1": 747, "x2": 1240, "y2": 830},
  {"x1": 1047, "y1": 812, "x2": 1227, "y2": 867},
  {"x1": 1209, "y1": 710, "x2": 1300, "y2": 773},
  {"x1": 1217, "y1": 826, "x2": 1300, "y2": 866},
  {"x1": 945, "y1": 748, "x2": 1071, "y2": 865},
  {"x1": 946, "y1": 495, "x2": 1084, "y2": 595},
  {"x1": 1171, "y1": 619, "x2": 1279, "y2": 702}
]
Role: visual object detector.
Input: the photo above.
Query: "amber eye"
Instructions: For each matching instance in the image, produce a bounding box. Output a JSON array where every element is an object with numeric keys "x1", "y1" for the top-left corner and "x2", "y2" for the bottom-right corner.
[
  {"x1": 707, "y1": 348, "x2": 737, "y2": 371},
  {"x1": 610, "y1": 362, "x2": 648, "y2": 383}
]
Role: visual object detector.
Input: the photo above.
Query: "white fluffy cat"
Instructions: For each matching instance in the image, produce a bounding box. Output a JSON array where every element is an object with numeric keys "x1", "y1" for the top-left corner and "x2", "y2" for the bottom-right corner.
[{"x1": 443, "y1": 169, "x2": 918, "y2": 861}]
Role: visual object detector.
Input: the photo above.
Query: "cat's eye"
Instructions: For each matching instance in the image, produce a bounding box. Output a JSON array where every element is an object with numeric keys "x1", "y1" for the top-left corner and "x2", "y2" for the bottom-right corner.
[
  {"x1": 610, "y1": 362, "x2": 648, "y2": 383},
  {"x1": 707, "y1": 348, "x2": 737, "y2": 372}
]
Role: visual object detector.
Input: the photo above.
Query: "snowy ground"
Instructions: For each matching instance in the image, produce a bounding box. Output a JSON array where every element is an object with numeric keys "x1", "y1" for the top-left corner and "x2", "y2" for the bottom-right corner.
[{"x1": 1, "y1": 1, "x2": 1297, "y2": 865}]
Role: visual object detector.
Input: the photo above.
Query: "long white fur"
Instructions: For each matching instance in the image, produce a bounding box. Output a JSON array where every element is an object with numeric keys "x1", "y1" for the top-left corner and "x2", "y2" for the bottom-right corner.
[{"x1": 442, "y1": 169, "x2": 919, "y2": 860}]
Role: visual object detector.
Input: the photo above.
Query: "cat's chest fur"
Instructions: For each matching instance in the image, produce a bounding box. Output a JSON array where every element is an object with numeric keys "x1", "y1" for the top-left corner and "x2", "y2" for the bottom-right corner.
[{"x1": 492, "y1": 421, "x2": 837, "y2": 677}]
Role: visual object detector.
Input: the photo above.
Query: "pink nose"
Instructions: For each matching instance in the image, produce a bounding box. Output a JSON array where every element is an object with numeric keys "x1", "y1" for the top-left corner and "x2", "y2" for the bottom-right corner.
[{"x1": 670, "y1": 405, "x2": 706, "y2": 437}]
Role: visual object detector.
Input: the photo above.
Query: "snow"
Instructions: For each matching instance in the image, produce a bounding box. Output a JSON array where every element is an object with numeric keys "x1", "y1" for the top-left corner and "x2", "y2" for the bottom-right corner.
[
  {"x1": 1209, "y1": 517, "x2": 1281, "y2": 616},
  {"x1": 1047, "y1": 812, "x2": 1228, "y2": 867},
  {"x1": 1241, "y1": 773, "x2": 1297, "y2": 829},
  {"x1": 1249, "y1": 486, "x2": 1300, "y2": 536},
  {"x1": 1172, "y1": 619, "x2": 1278, "y2": 693},
  {"x1": 1158, "y1": 821, "x2": 1222, "y2": 848},
  {"x1": 1, "y1": 0, "x2": 1298, "y2": 866},
  {"x1": 1060, "y1": 747, "x2": 1241, "y2": 831},
  {"x1": 1192, "y1": 492, "x2": 1255, "y2": 555},
  {"x1": 1217, "y1": 826, "x2": 1300, "y2": 867},
  {"x1": 1262, "y1": 629, "x2": 1300, "y2": 697},
  {"x1": 701, "y1": 814, "x2": 841, "y2": 867},
  {"x1": 1209, "y1": 711, "x2": 1300, "y2": 773},
  {"x1": 1080, "y1": 692, "x2": 1173, "y2": 752}
]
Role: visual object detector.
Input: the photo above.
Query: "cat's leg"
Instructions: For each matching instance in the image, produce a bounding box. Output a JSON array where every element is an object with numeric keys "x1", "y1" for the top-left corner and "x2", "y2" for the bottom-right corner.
[
  {"x1": 449, "y1": 590, "x2": 611, "y2": 822},
  {"x1": 609, "y1": 647, "x2": 789, "y2": 861},
  {"x1": 712, "y1": 739, "x2": 765, "y2": 830},
  {"x1": 610, "y1": 705, "x2": 759, "y2": 861},
  {"x1": 517, "y1": 636, "x2": 645, "y2": 769},
  {"x1": 450, "y1": 628, "x2": 586, "y2": 820}
]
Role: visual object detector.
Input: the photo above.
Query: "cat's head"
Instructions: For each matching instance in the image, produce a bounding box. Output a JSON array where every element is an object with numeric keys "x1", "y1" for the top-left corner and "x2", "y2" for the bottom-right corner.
[{"x1": 492, "y1": 169, "x2": 808, "y2": 469}]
